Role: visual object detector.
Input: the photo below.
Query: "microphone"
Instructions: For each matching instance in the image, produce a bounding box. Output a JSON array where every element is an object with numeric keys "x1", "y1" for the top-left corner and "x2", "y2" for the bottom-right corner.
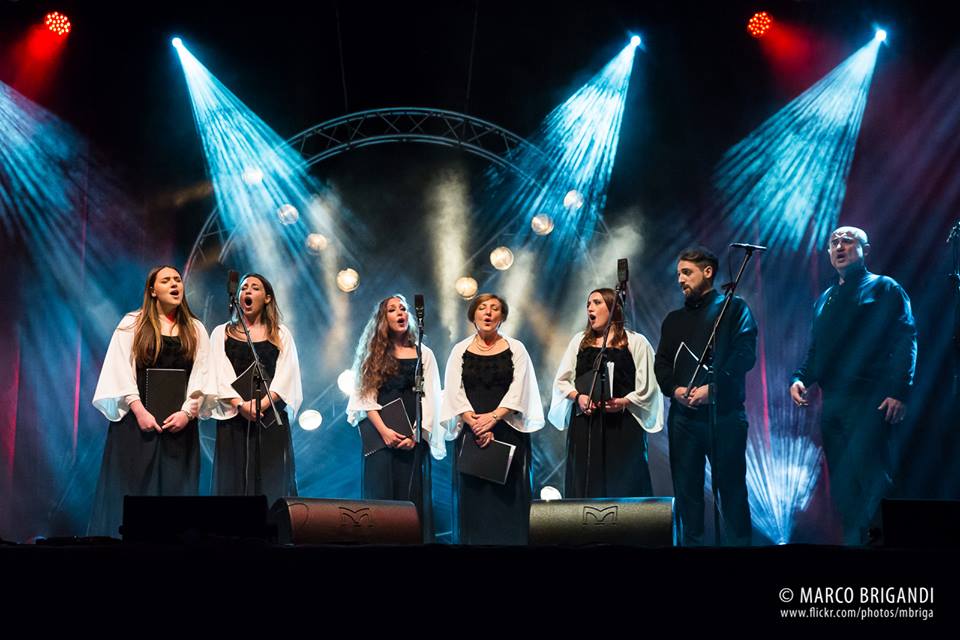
[
  {"x1": 227, "y1": 270, "x2": 239, "y2": 313},
  {"x1": 617, "y1": 258, "x2": 629, "y2": 299},
  {"x1": 730, "y1": 242, "x2": 767, "y2": 252},
  {"x1": 414, "y1": 294, "x2": 425, "y2": 331}
]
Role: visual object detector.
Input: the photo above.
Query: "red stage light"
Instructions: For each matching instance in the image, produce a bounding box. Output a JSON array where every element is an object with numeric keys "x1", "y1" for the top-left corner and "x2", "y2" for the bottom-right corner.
[
  {"x1": 44, "y1": 11, "x2": 72, "y2": 37},
  {"x1": 747, "y1": 11, "x2": 773, "y2": 38}
]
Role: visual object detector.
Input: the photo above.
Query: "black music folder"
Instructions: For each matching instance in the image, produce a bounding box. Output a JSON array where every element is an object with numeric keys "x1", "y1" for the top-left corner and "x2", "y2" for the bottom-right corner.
[
  {"x1": 673, "y1": 341, "x2": 709, "y2": 389},
  {"x1": 231, "y1": 361, "x2": 277, "y2": 428},
  {"x1": 144, "y1": 368, "x2": 187, "y2": 423},
  {"x1": 457, "y1": 433, "x2": 516, "y2": 485},
  {"x1": 574, "y1": 362, "x2": 614, "y2": 404},
  {"x1": 360, "y1": 397, "x2": 415, "y2": 457}
]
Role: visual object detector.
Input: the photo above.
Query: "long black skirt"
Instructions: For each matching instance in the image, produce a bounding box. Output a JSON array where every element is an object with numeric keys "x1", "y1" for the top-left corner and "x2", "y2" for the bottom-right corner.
[
  {"x1": 360, "y1": 420, "x2": 433, "y2": 543},
  {"x1": 455, "y1": 421, "x2": 531, "y2": 545},
  {"x1": 565, "y1": 406, "x2": 652, "y2": 499},
  {"x1": 212, "y1": 413, "x2": 298, "y2": 507},
  {"x1": 88, "y1": 412, "x2": 199, "y2": 537}
]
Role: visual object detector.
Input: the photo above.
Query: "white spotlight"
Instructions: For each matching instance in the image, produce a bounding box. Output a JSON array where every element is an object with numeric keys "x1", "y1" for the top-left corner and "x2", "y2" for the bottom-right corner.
[
  {"x1": 489, "y1": 246, "x2": 515, "y2": 271},
  {"x1": 277, "y1": 204, "x2": 299, "y2": 225},
  {"x1": 337, "y1": 370, "x2": 356, "y2": 396},
  {"x1": 455, "y1": 276, "x2": 478, "y2": 300},
  {"x1": 241, "y1": 167, "x2": 264, "y2": 185},
  {"x1": 630, "y1": 35, "x2": 642, "y2": 47},
  {"x1": 540, "y1": 486, "x2": 563, "y2": 501},
  {"x1": 305, "y1": 232, "x2": 329, "y2": 254},
  {"x1": 531, "y1": 213, "x2": 555, "y2": 236},
  {"x1": 563, "y1": 189, "x2": 584, "y2": 210},
  {"x1": 298, "y1": 409, "x2": 323, "y2": 431},
  {"x1": 875, "y1": 28, "x2": 887, "y2": 42},
  {"x1": 336, "y1": 268, "x2": 360, "y2": 292}
]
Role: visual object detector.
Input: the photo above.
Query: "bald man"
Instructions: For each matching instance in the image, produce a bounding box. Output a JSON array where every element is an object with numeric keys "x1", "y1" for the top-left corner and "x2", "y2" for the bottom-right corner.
[{"x1": 790, "y1": 226, "x2": 917, "y2": 545}]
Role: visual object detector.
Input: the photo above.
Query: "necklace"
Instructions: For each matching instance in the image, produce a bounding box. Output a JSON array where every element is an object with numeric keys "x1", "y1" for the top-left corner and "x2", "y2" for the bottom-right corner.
[{"x1": 473, "y1": 333, "x2": 500, "y2": 352}]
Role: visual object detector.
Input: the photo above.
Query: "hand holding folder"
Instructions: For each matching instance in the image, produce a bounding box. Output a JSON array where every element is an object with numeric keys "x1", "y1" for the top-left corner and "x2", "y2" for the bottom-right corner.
[
  {"x1": 360, "y1": 397, "x2": 415, "y2": 457},
  {"x1": 231, "y1": 361, "x2": 277, "y2": 428}
]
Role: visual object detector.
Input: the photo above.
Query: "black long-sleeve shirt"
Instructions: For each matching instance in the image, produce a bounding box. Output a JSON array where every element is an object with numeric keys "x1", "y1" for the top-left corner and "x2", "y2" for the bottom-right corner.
[
  {"x1": 792, "y1": 263, "x2": 917, "y2": 401},
  {"x1": 654, "y1": 288, "x2": 758, "y2": 419}
]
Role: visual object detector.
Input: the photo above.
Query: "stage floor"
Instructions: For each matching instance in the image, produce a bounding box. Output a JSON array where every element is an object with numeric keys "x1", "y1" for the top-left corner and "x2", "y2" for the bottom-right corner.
[{"x1": 2, "y1": 541, "x2": 955, "y2": 629}]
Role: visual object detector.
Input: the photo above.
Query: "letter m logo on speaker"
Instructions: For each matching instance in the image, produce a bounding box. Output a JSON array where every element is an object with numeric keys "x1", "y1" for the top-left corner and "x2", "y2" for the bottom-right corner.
[
  {"x1": 582, "y1": 505, "x2": 618, "y2": 525},
  {"x1": 339, "y1": 506, "x2": 373, "y2": 528}
]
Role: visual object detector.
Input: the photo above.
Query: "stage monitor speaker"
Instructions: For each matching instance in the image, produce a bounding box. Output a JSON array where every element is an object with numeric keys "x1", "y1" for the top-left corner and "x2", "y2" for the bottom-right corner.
[
  {"x1": 121, "y1": 495, "x2": 270, "y2": 543},
  {"x1": 881, "y1": 499, "x2": 960, "y2": 548},
  {"x1": 529, "y1": 497, "x2": 676, "y2": 546},
  {"x1": 270, "y1": 498, "x2": 421, "y2": 545}
]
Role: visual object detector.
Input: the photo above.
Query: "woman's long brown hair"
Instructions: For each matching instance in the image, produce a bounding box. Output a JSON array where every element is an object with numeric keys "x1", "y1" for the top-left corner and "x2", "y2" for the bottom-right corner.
[
  {"x1": 226, "y1": 273, "x2": 283, "y2": 350},
  {"x1": 132, "y1": 265, "x2": 199, "y2": 366},
  {"x1": 578, "y1": 288, "x2": 628, "y2": 351},
  {"x1": 353, "y1": 295, "x2": 417, "y2": 398}
]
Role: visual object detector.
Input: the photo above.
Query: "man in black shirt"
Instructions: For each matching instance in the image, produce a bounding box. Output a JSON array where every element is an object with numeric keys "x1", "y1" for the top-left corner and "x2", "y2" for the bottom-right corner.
[
  {"x1": 655, "y1": 247, "x2": 757, "y2": 546},
  {"x1": 791, "y1": 226, "x2": 917, "y2": 545}
]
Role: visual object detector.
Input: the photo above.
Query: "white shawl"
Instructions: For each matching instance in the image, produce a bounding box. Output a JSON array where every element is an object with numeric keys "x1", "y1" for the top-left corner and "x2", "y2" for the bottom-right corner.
[
  {"x1": 209, "y1": 322, "x2": 303, "y2": 423},
  {"x1": 346, "y1": 345, "x2": 446, "y2": 461},
  {"x1": 92, "y1": 312, "x2": 216, "y2": 422},
  {"x1": 548, "y1": 330, "x2": 664, "y2": 433},
  {"x1": 439, "y1": 335, "x2": 545, "y2": 439}
]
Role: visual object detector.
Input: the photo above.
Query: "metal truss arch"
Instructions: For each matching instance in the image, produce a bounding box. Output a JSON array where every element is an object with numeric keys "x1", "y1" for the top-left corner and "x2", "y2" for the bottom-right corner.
[{"x1": 185, "y1": 107, "x2": 550, "y2": 275}]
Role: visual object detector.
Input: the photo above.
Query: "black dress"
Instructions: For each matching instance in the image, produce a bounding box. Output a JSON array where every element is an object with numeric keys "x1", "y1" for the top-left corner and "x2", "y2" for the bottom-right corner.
[
  {"x1": 212, "y1": 336, "x2": 297, "y2": 506},
  {"x1": 359, "y1": 358, "x2": 433, "y2": 542},
  {"x1": 89, "y1": 336, "x2": 199, "y2": 537},
  {"x1": 456, "y1": 349, "x2": 531, "y2": 545},
  {"x1": 565, "y1": 345, "x2": 652, "y2": 499}
]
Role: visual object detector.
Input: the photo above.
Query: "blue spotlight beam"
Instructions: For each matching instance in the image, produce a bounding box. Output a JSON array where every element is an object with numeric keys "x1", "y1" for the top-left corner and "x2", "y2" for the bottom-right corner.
[
  {"x1": 478, "y1": 39, "x2": 640, "y2": 281},
  {"x1": 712, "y1": 37, "x2": 883, "y2": 255},
  {"x1": 173, "y1": 40, "x2": 350, "y2": 323}
]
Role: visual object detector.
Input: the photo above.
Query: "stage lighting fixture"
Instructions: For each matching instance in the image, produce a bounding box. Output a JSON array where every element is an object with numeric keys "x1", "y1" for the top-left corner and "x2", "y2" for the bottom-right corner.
[
  {"x1": 874, "y1": 28, "x2": 887, "y2": 42},
  {"x1": 337, "y1": 370, "x2": 356, "y2": 396},
  {"x1": 563, "y1": 190, "x2": 584, "y2": 210},
  {"x1": 336, "y1": 268, "x2": 360, "y2": 293},
  {"x1": 455, "y1": 276, "x2": 478, "y2": 300},
  {"x1": 747, "y1": 11, "x2": 773, "y2": 38},
  {"x1": 531, "y1": 213, "x2": 555, "y2": 236},
  {"x1": 44, "y1": 12, "x2": 71, "y2": 36},
  {"x1": 489, "y1": 246, "x2": 515, "y2": 271},
  {"x1": 241, "y1": 166, "x2": 264, "y2": 185},
  {"x1": 540, "y1": 486, "x2": 563, "y2": 501},
  {"x1": 298, "y1": 409, "x2": 323, "y2": 431},
  {"x1": 171, "y1": 37, "x2": 183, "y2": 49},
  {"x1": 630, "y1": 35, "x2": 641, "y2": 47},
  {"x1": 305, "y1": 232, "x2": 329, "y2": 254},
  {"x1": 277, "y1": 203, "x2": 299, "y2": 225}
]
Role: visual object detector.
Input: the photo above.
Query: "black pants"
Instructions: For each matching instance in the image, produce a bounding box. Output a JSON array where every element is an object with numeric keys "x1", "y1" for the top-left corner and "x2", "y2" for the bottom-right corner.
[
  {"x1": 668, "y1": 408, "x2": 751, "y2": 546},
  {"x1": 820, "y1": 390, "x2": 893, "y2": 545}
]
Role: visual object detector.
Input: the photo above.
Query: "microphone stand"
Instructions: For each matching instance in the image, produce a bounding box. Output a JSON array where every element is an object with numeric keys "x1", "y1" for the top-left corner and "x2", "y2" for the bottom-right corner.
[
  {"x1": 683, "y1": 247, "x2": 758, "y2": 545},
  {"x1": 410, "y1": 308, "x2": 427, "y2": 541},
  {"x1": 585, "y1": 280, "x2": 627, "y2": 497},
  {"x1": 229, "y1": 293, "x2": 283, "y2": 496}
]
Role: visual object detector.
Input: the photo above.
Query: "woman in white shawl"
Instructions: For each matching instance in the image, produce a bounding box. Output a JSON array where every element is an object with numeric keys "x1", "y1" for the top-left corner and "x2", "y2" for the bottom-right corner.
[
  {"x1": 90, "y1": 265, "x2": 214, "y2": 536},
  {"x1": 209, "y1": 273, "x2": 302, "y2": 505},
  {"x1": 440, "y1": 293, "x2": 544, "y2": 545},
  {"x1": 346, "y1": 295, "x2": 444, "y2": 542},
  {"x1": 548, "y1": 288, "x2": 664, "y2": 499}
]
